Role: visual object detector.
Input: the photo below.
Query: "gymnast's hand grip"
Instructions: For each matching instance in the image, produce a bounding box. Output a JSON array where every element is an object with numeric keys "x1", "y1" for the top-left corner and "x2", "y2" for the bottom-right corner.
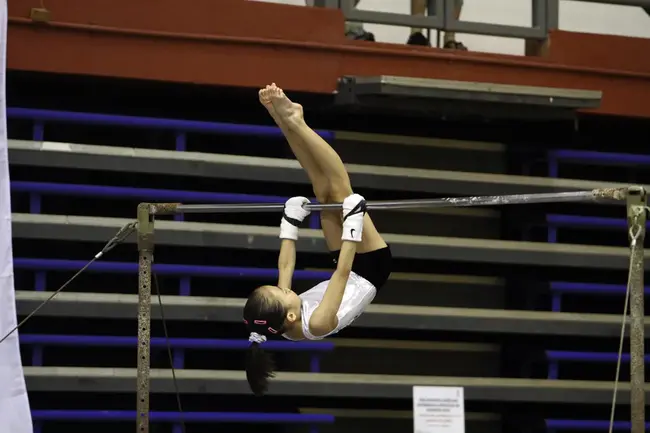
[
  {"x1": 280, "y1": 196, "x2": 311, "y2": 240},
  {"x1": 341, "y1": 193, "x2": 366, "y2": 242}
]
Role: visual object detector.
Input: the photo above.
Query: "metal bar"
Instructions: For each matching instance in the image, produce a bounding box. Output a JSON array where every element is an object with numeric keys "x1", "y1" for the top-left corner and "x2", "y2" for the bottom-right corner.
[
  {"x1": 174, "y1": 132, "x2": 186, "y2": 152},
  {"x1": 136, "y1": 203, "x2": 154, "y2": 433},
  {"x1": 313, "y1": 0, "x2": 339, "y2": 8},
  {"x1": 155, "y1": 189, "x2": 626, "y2": 215},
  {"x1": 19, "y1": 334, "x2": 334, "y2": 351},
  {"x1": 34, "y1": 272, "x2": 46, "y2": 292},
  {"x1": 626, "y1": 186, "x2": 646, "y2": 433},
  {"x1": 442, "y1": 0, "x2": 545, "y2": 40},
  {"x1": 30, "y1": 410, "x2": 334, "y2": 423},
  {"x1": 546, "y1": 351, "x2": 650, "y2": 362},
  {"x1": 575, "y1": 0, "x2": 650, "y2": 6},
  {"x1": 6, "y1": 108, "x2": 334, "y2": 140},
  {"x1": 547, "y1": 214, "x2": 650, "y2": 230},
  {"x1": 531, "y1": 0, "x2": 546, "y2": 30},
  {"x1": 13, "y1": 258, "x2": 333, "y2": 280},
  {"x1": 32, "y1": 122, "x2": 44, "y2": 141},
  {"x1": 179, "y1": 277, "x2": 191, "y2": 296},
  {"x1": 550, "y1": 281, "x2": 650, "y2": 295},
  {"x1": 444, "y1": 19, "x2": 547, "y2": 40},
  {"x1": 10, "y1": 181, "x2": 293, "y2": 204},
  {"x1": 547, "y1": 420, "x2": 650, "y2": 430},
  {"x1": 342, "y1": 7, "x2": 443, "y2": 27},
  {"x1": 547, "y1": 155, "x2": 559, "y2": 248},
  {"x1": 29, "y1": 193, "x2": 40, "y2": 214},
  {"x1": 443, "y1": 0, "x2": 457, "y2": 33},
  {"x1": 551, "y1": 294, "x2": 562, "y2": 312},
  {"x1": 547, "y1": 0, "x2": 560, "y2": 30},
  {"x1": 431, "y1": 0, "x2": 445, "y2": 21},
  {"x1": 551, "y1": 149, "x2": 650, "y2": 166}
]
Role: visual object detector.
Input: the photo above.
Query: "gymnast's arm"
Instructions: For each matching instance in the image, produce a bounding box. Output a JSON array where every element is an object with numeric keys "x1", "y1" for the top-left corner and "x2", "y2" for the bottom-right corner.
[
  {"x1": 277, "y1": 239, "x2": 296, "y2": 290},
  {"x1": 308, "y1": 240, "x2": 358, "y2": 336},
  {"x1": 278, "y1": 196, "x2": 310, "y2": 290}
]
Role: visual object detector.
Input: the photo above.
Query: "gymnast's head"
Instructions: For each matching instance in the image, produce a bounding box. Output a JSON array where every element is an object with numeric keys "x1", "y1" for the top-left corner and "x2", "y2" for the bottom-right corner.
[{"x1": 243, "y1": 285, "x2": 301, "y2": 396}]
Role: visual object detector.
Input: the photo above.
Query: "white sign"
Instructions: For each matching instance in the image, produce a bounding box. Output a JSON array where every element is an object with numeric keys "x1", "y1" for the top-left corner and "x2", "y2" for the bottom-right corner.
[{"x1": 413, "y1": 386, "x2": 465, "y2": 433}]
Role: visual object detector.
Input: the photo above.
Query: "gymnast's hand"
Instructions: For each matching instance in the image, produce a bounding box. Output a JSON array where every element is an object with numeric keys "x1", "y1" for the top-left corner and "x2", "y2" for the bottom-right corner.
[
  {"x1": 342, "y1": 193, "x2": 366, "y2": 242},
  {"x1": 280, "y1": 196, "x2": 311, "y2": 241}
]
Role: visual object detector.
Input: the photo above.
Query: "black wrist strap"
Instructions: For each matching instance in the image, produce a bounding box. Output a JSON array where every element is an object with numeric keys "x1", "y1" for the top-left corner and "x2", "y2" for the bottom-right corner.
[
  {"x1": 283, "y1": 210, "x2": 303, "y2": 227},
  {"x1": 343, "y1": 200, "x2": 367, "y2": 222}
]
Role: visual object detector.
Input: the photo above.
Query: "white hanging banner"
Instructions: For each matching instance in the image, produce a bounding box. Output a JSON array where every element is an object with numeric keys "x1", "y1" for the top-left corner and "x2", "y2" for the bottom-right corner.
[
  {"x1": 0, "y1": 0, "x2": 34, "y2": 431},
  {"x1": 413, "y1": 386, "x2": 465, "y2": 433}
]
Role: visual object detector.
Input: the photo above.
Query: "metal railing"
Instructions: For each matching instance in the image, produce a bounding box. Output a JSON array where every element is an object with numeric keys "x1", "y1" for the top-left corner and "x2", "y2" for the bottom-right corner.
[
  {"x1": 316, "y1": 0, "x2": 650, "y2": 42},
  {"x1": 30, "y1": 410, "x2": 333, "y2": 433},
  {"x1": 20, "y1": 333, "x2": 333, "y2": 371},
  {"x1": 546, "y1": 420, "x2": 650, "y2": 431},
  {"x1": 546, "y1": 350, "x2": 650, "y2": 379}
]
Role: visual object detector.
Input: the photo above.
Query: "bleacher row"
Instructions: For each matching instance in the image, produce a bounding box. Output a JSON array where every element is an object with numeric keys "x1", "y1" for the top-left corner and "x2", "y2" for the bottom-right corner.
[{"x1": 7, "y1": 107, "x2": 650, "y2": 433}]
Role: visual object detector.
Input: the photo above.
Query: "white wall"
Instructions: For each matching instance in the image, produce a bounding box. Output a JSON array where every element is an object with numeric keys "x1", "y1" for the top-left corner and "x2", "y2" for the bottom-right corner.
[{"x1": 251, "y1": 0, "x2": 650, "y2": 55}]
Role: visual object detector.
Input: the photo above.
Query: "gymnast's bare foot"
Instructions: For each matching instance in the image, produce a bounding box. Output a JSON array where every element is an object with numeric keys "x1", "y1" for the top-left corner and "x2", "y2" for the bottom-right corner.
[
  {"x1": 267, "y1": 85, "x2": 304, "y2": 128},
  {"x1": 259, "y1": 84, "x2": 277, "y2": 114}
]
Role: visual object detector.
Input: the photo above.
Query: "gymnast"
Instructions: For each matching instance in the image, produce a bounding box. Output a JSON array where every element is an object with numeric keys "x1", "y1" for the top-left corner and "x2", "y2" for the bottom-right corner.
[{"x1": 243, "y1": 84, "x2": 392, "y2": 396}]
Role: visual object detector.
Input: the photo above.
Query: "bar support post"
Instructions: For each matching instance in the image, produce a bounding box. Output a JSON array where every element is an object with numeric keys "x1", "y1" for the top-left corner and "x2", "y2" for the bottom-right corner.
[
  {"x1": 626, "y1": 186, "x2": 646, "y2": 433},
  {"x1": 136, "y1": 203, "x2": 155, "y2": 433}
]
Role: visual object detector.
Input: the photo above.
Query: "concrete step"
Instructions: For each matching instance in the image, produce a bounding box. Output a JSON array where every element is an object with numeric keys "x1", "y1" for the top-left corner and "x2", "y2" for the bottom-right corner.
[
  {"x1": 298, "y1": 272, "x2": 505, "y2": 309},
  {"x1": 312, "y1": 339, "x2": 500, "y2": 377},
  {"x1": 370, "y1": 207, "x2": 500, "y2": 238},
  {"x1": 332, "y1": 131, "x2": 506, "y2": 173},
  {"x1": 300, "y1": 408, "x2": 501, "y2": 433}
]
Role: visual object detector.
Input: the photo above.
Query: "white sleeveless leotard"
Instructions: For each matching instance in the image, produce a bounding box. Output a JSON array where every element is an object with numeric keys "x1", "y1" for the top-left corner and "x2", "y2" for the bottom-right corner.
[{"x1": 283, "y1": 271, "x2": 377, "y2": 341}]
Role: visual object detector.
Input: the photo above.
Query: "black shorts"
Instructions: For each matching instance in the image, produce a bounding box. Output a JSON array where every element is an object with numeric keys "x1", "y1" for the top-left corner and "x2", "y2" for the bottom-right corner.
[{"x1": 330, "y1": 245, "x2": 392, "y2": 290}]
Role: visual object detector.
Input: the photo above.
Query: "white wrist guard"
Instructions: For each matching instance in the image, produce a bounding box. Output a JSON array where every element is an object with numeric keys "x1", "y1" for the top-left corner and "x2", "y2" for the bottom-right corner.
[
  {"x1": 341, "y1": 193, "x2": 366, "y2": 242},
  {"x1": 280, "y1": 218, "x2": 300, "y2": 240},
  {"x1": 279, "y1": 196, "x2": 311, "y2": 241}
]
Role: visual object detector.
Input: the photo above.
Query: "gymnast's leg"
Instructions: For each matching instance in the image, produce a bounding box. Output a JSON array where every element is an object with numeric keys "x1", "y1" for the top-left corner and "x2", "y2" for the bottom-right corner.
[
  {"x1": 267, "y1": 85, "x2": 387, "y2": 254},
  {"x1": 259, "y1": 84, "x2": 328, "y2": 197}
]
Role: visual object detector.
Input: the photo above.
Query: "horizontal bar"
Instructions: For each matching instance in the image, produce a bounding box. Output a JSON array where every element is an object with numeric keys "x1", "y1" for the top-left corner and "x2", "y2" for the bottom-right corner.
[
  {"x1": 21, "y1": 184, "x2": 634, "y2": 227},
  {"x1": 445, "y1": 20, "x2": 546, "y2": 40},
  {"x1": 546, "y1": 350, "x2": 650, "y2": 362},
  {"x1": 546, "y1": 419, "x2": 650, "y2": 430},
  {"x1": 163, "y1": 189, "x2": 626, "y2": 215},
  {"x1": 20, "y1": 334, "x2": 334, "y2": 351},
  {"x1": 343, "y1": 7, "x2": 443, "y2": 28},
  {"x1": 573, "y1": 0, "x2": 650, "y2": 7},
  {"x1": 13, "y1": 258, "x2": 333, "y2": 280},
  {"x1": 549, "y1": 149, "x2": 650, "y2": 166},
  {"x1": 11, "y1": 181, "x2": 294, "y2": 204},
  {"x1": 30, "y1": 410, "x2": 334, "y2": 423},
  {"x1": 550, "y1": 281, "x2": 650, "y2": 295},
  {"x1": 546, "y1": 213, "x2": 650, "y2": 229},
  {"x1": 6, "y1": 107, "x2": 334, "y2": 140}
]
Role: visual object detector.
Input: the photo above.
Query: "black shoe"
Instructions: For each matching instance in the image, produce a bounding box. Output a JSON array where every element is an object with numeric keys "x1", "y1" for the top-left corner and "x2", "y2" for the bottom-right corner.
[
  {"x1": 407, "y1": 32, "x2": 430, "y2": 46},
  {"x1": 444, "y1": 40, "x2": 468, "y2": 51},
  {"x1": 346, "y1": 28, "x2": 375, "y2": 41}
]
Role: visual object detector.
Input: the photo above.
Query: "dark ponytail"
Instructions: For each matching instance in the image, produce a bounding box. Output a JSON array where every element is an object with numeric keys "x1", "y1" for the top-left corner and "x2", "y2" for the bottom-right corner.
[
  {"x1": 243, "y1": 286, "x2": 288, "y2": 396},
  {"x1": 246, "y1": 341, "x2": 275, "y2": 396}
]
